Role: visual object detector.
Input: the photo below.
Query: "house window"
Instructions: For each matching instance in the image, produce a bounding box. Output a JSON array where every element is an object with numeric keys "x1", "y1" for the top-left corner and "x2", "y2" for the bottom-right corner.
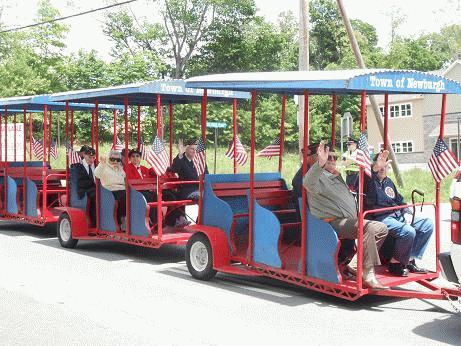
[
  {"x1": 380, "y1": 103, "x2": 412, "y2": 118},
  {"x1": 449, "y1": 137, "x2": 460, "y2": 160},
  {"x1": 379, "y1": 141, "x2": 413, "y2": 153}
]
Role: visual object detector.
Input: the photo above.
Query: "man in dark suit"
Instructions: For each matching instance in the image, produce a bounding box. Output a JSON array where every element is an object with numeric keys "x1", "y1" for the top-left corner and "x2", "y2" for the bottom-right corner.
[
  {"x1": 171, "y1": 139, "x2": 208, "y2": 201},
  {"x1": 75, "y1": 147, "x2": 96, "y2": 224}
]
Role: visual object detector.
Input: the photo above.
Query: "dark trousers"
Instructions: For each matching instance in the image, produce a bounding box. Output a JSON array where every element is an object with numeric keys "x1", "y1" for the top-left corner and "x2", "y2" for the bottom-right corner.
[
  {"x1": 140, "y1": 190, "x2": 182, "y2": 226},
  {"x1": 86, "y1": 187, "x2": 96, "y2": 225},
  {"x1": 112, "y1": 190, "x2": 126, "y2": 224},
  {"x1": 346, "y1": 172, "x2": 359, "y2": 191}
]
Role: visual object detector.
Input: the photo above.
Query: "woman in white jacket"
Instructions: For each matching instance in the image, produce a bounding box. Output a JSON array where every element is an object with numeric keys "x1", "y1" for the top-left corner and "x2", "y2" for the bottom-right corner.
[{"x1": 94, "y1": 150, "x2": 126, "y2": 227}]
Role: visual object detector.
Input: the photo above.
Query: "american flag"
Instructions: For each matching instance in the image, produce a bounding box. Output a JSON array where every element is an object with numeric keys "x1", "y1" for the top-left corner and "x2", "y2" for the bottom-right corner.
[
  {"x1": 112, "y1": 136, "x2": 124, "y2": 151},
  {"x1": 193, "y1": 137, "x2": 206, "y2": 175},
  {"x1": 146, "y1": 135, "x2": 169, "y2": 176},
  {"x1": 355, "y1": 132, "x2": 372, "y2": 177},
  {"x1": 32, "y1": 136, "x2": 44, "y2": 160},
  {"x1": 66, "y1": 145, "x2": 81, "y2": 165},
  {"x1": 50, "y1": 140, "x2": 58, "y2": 159},
  {"x1": 428, "y1": 138, "x2": 459, "y2": 182},
  {"x1": 225, "y1": 136, "x2": 248, "y2": 166},
  {"x1": 139, "y1": 138, "x2": 149, "y2": 161},
  {"x1": 257, "y1": 137, "x2": 281, "y2": 158}
]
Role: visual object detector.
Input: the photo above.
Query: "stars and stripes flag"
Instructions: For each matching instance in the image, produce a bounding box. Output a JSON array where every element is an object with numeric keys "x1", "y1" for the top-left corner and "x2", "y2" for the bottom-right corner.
[
  {"x1": 193, "y1": 137, "x2": 206, "y2": 175},
  {"x1": 66, "y1": 145, "x2": 81, "y2": 165},
  {"x1": 225, "y1": 136, "x2": 248, "y2": 166},
  {"x1": 112, "y1": 136, "x2": 124, "y2": 151},
  {"x1": 50, "y1": 140, "x2": 58, "y2": 159},
  {"x1": 354, "y1": 132, "x2": 372, "y2": 177},
  {"x1": 146, "y1": 135, "x2": 169, "y2": 176},
  {"x1": 139, "y1": 138, "x2": 149, "y2": 161},
  {"x1": 32, "y1": 136, "x2": 44, "y2": 160},
  {"x1": 257, "y1": 137, "x2": 281, "y2": 159},
  {"x1": 428, "y1": 137, "x2": 459, "y2": 182}
]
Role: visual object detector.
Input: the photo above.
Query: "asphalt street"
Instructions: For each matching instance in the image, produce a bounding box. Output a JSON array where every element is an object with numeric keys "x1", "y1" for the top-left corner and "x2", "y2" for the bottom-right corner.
[{"x1": 0, "y1": 204, "x2": 460, "y2": 345}]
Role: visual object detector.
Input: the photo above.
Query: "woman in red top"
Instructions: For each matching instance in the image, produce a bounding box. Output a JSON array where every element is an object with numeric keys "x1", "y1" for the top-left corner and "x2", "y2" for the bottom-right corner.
[{"x1": 126, "y1": 149, "x2": 189, "y2": 227}]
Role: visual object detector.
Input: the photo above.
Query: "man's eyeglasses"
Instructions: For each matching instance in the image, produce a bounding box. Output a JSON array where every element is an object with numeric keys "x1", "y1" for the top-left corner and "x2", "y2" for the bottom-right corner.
[
  {"x1": 131, "y1": 154, "x2": 140, "y2": 158},
  {"x1": 109, "y1": 158, "x2": 121, "y2": 163},
  {"x1": 327, "y1": 155, "x2": 337, "y2": 161}
]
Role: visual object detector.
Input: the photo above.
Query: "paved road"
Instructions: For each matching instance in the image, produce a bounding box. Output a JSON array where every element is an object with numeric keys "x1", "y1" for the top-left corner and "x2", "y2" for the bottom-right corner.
[{"x1": 0, "y1": 204, "x2": 460, "y2": 345}]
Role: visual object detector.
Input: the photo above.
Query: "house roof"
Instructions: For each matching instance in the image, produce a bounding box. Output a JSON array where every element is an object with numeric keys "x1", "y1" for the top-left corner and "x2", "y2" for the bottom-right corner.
[
  {"x1": 186, "y1": 69, "x2": 461, "y2": 95},
  {"x1": 50, "y1": 80, "x2": 250, "y2": 105}
]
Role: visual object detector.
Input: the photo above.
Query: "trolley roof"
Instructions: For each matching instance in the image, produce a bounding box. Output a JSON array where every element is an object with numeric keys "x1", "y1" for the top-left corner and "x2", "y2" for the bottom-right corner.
[
  {"x1": 0, "y1": 95, "x2": 123, "y2": 111},
  {"x1": 50, "y1": 80, "x2": 250, "y2": 105},
  {"x1": 185, "y1": 69, "x2": 461, "y2": 95}
]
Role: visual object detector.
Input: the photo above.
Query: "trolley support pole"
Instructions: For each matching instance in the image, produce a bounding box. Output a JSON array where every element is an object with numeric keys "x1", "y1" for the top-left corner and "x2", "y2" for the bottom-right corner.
[
  {"x1": 156, "y1": 94, "x2": 163, "y2": 239},
  {"x1": 113, "y1": 109, "x2": 117, "y2": 148},
  {"x1": 95, "y1": 100, "x2": 100, "y2": 230},
  {"x1": 70, "y1": 110, "x2": 74, "y2": 149},
  {"x1": 279, "y1": 95, "x2": 286, "y2": 173},
  {"x1": 4, "y1": 108, "x2": 8, "y2": 214},
  {"x1": 91, "y1": 110, "x2": 95, "y2": 148},
  {"x1": 65, "y1": 102, "x2": 70, "y2": 206},
  {"x1": 23, "y1": 106, "x2": 27, "y2": 215},
  {"x1": 357, "y1": 91, "x2": 367, "y2": 292},
  {"x1": 0, "y1": 110, "x2": 3, "y2": 162},
  {"x1": 301, "y1": 90, "x2": 309, "y2": 275},
  {"x1": 43, "y1": 104, "x2": 48, "y2": 218},
  {"x1": 123, "y1": 97, "x2": 130, "y2": 235},
  {"x1": 13, "y1": 113, "x2": 16, "y2": 162},
  {"x1": 331, "y1": 94, "x2": 337, "y2": 148},
  {"x1": 384, "y1": 94, "x2": 389, "y2": 150},
  {"x1": 435, "y1": 94, "x2": 447, "y2": 274},
  {"x1": 29, "y1": 113, "x2": 32, "y2": 161},
  {"x1": 48, "y1": 111, "x2": 52, "y2": 162},
  {"x1": 169, "y1": 102, "x2": 173, "y2": 165},
  {"x1": 137, "y1": 104, "x2": 141, "y2": 150},
  {"x1": 233, "y1": 98, "x2": 237, "y2": 174},
  {"x1": 198, "y1": 89, "x2": 207, "y2": 225},
  {"x1": 248, "y1": 90, "x2": 256, "y2": 262}
]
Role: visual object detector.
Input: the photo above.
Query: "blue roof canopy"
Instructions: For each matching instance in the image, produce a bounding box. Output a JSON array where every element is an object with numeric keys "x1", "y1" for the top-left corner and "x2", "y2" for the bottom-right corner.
[
  {"x1": 0, "y1": 95, "x2": 123, "y2": 112},
  {"x1": 185, "y1": 69, "x2": 461, "y2": 95},
  {"x1": 50, "y1": 80, "x2": 250, "y2": 105}
]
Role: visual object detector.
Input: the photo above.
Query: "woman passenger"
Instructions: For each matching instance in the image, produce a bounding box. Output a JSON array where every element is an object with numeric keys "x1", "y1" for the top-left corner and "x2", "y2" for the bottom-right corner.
[{"x1": 94, "y1": 150, "x2": 126, "y2": 228}]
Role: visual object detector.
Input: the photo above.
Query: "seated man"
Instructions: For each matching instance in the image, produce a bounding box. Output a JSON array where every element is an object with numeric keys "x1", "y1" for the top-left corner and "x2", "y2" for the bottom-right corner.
[
  {"x1": 364, "y1": 150, "x2": 432, "y2": 276},
  {"x1": 74, "y1": 147, "x2": 96, "y2": 225},
  {"x1": 171, "y1": 139, "x2": 208, "y2": 201},
  {"x1": 303, "y1": 142, "x2": 389, "y2": 289},
  {"x1": 292, "y1": 143, "x2": 319, "y2": 202},
  {"x1": 125, "y1": 149, "x2": 189, "y2": 227}
]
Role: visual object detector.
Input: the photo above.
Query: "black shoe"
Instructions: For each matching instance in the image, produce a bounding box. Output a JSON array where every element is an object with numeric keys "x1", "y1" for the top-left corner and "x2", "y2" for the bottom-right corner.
[
  {"x1": 388, "y1": 262, "x2": 409, "y2": 277},
  {"x1": 407, "y1": 260, "x2": 428, "y2": 274}
]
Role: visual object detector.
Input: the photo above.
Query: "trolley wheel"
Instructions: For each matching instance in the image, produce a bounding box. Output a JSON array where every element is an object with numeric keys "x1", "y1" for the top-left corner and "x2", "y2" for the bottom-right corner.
[
  {"x1": 57, "y1": 213, "x2": 78, "y2": 248},
  {"x1": 186, "y1": 233, "x2": 217, "y2": 281}
]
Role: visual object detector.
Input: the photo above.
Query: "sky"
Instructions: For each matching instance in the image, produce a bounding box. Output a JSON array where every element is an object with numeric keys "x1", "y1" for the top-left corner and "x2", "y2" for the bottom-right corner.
[{"x1": 1, "y1": 0, "x2": 461, "y2": 61}]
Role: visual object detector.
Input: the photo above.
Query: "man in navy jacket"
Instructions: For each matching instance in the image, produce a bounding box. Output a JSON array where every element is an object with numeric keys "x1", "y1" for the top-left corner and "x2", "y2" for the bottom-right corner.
[
  {"x1": 364, "y1": 150, "x2": 432, "y2": 276},
  {"x1": 171, "y1": 139, "x2": 208, "y2": 200}
]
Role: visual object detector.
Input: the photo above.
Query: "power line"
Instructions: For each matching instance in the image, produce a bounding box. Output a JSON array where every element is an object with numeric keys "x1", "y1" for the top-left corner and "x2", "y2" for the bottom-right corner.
[{"x1": 0, "y1": 0, "x2": 139, "y2": 34}]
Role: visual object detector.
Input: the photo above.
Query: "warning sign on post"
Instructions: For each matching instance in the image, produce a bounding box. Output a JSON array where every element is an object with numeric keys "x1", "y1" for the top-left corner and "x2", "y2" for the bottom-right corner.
[{"x1": 0, "y1": 123, "x2": 25, "y2": 161}]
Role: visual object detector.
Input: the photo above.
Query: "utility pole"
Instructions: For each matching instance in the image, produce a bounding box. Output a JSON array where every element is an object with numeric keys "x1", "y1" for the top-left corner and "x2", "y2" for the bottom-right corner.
[
  {"x1": 336, "y1": 0, "x2": 404, "y2": 187},
  {"x1": 298, "y1": 0, "x2": 309, "y2": 154}
]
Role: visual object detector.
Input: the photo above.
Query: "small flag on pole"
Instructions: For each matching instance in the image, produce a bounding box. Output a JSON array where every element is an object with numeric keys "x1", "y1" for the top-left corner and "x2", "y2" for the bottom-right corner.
[
  {"x1": 428, "y1": 137, "x2": 459, "y2": 182},
  {"x1": 257, "y1": 138, "x2": 281, "y2": 159},
  {"x1": 146, "y1": 136, "x2": 169, "y2": 176},
  {"x1": 193, "y1": 137, "x2": 206, "y2": 175},
  {"x1": 32, "y1": 136, "x2": 44, "y2": 160},
  {"x1": 50, "y1": 139, "x2": 58, "y2": 159},
  {"x1": 354, "y1": 132, "x2": 372, "y2": 177},
  {"x1": 112, "y1": 136, "x2": 124, "y2": 151},
  {"x1": 225, "y1": 136, "x2": 248, "y2": 166},
  {"x1": 66, "y1": 145, "x2": 81, "y2": 165},
  {"x1": 139, "y1": 138, "x2": 149, "y2": 161}
]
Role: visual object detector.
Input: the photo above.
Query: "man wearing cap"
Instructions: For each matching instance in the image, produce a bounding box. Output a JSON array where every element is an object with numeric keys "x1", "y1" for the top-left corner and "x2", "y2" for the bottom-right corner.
[
  {"x1": 75, "y1": 147, "x2": 96, "y2": 225},
  {"x1": 171, "y1": 138, "x2": 208, "y2": 200},
  {"x1": 364, "y1": 150, "x2": 432, "y2": 276},
  {"x1": 303, "y1": 142, "x2": 389, "y2": 289},
  {"x1": 342, "y1": 138, "x2": 359, "y2": 190}
]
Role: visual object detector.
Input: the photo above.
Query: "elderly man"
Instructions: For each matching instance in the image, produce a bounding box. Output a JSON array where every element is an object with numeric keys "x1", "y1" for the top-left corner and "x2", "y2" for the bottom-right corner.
[
  {"x1": 74, "y1": 147, "x2": 96, "y2": 224},
  {"x1": 292, "y1": 143, "x2": 320, "y2": 201},
  {"x1": 303, "y1": 142, "x2": 389, "y2": 289},
  {"x1": 364, "y1": 150, "x2": 432, "y2": 276},
  {"x1": 171, "y1": 138, "x2": 208, "y2": 201}
]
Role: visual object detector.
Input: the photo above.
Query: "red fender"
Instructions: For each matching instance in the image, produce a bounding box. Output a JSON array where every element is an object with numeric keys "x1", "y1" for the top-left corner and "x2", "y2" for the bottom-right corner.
[
  {"x1": 186, "y1": 224, "x2": 231, "y2": 268},
  {"x1": 54, "y1": 207, "x2": 89, "y2": 238}
]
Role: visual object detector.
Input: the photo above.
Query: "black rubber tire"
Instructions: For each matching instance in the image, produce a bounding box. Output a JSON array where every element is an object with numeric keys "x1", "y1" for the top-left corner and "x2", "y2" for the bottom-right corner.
[
  {"x1": 57, "y1": 213, "x2": 78, "y2": 249},
  {"x1": 186, "y1": 233, "x2": 217, "y2": 281}
]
